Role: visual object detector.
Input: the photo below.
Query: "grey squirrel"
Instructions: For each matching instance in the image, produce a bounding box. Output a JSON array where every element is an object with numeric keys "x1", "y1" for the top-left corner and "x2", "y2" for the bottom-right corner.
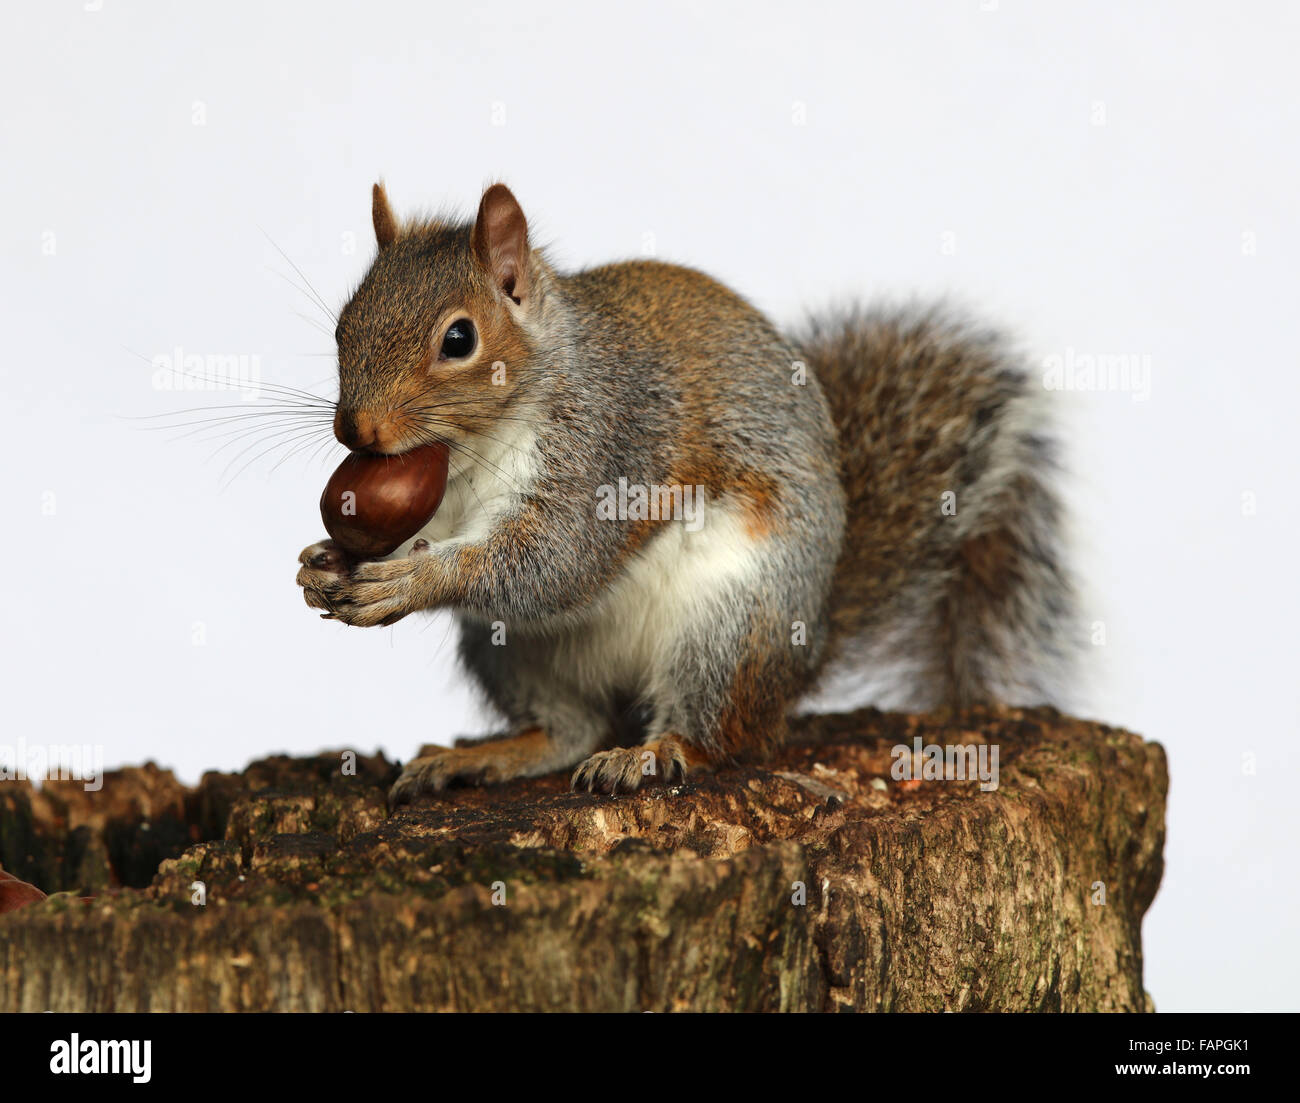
[{"x1": 295, "y1": 182, "x2": 1074, "y2": 805}]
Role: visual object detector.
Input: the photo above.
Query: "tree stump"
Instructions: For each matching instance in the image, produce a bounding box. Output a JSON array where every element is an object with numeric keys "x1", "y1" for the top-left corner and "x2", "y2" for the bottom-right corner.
[{"x1": 0, "y1": 707, "x2": 1166, "y2": 1012}]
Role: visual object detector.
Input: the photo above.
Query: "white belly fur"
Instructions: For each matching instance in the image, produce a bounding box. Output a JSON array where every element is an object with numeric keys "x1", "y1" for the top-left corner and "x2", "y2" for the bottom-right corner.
[{"x1": 529, "y1": 503, "x2": 764, "y2": 703}]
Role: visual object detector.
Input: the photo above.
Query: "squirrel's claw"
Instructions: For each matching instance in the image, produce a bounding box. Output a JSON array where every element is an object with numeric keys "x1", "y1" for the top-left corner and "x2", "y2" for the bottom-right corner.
[
  {"x1": 295, "y1": 538, "x2": 428, "y2": 627},
  {"x1": 570, "y1": 739, "x2": 690, "y2": 796},
  {"x1": 387, "y1": 747, "x2": 488, "y2": 810},
  {"x1": 298, "y1": 538, "x2": 352, "y2": 574}
]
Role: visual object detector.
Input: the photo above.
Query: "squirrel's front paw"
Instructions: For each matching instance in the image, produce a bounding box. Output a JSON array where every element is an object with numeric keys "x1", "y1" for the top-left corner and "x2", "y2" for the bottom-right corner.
[
  {"x1": 295, "y1": 539, "x2": 433, "y2": 628},
  {"x1": 296, "y1": 539, "x2": 351, "y2": 611}
]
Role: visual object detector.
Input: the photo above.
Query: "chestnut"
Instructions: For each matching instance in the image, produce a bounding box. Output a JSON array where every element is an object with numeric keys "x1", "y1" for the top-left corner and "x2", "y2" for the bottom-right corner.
[
  {"x1": 0, "y1": 875, "x2": 46, "y2": 914},
  {"x1": 320, "y1": 442, "x2": 450, "y2": 559}
]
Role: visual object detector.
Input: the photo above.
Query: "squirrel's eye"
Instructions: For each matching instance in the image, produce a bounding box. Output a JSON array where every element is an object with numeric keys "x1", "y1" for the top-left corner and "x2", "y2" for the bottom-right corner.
[{"x1": 439, "y1": 319, "x2": 476, "y2": 360}]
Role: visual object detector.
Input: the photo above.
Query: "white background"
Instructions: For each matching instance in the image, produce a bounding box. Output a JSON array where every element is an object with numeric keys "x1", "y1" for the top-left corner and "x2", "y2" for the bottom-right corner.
[{"x1": 1, "y1": 1, "x2": 1296, "y2": 1011}]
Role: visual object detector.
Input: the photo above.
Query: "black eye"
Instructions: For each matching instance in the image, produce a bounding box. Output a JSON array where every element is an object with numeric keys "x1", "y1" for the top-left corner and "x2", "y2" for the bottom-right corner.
[{"x1": 439, "y1": 319, "x2": 476, "y2": 360}]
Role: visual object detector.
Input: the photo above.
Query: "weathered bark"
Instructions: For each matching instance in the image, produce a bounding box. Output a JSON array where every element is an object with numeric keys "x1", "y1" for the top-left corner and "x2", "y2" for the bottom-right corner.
[{"x1": 0, "y1": 707, "x2": 1165, "y2": 1012}]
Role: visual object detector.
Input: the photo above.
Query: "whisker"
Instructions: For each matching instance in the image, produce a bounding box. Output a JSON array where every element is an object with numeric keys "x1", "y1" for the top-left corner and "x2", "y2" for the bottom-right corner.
[
  {"x1": 411, "y1": 425, "x2": 527, "y2": 497},
  {"x1": 120, "y1": 350, "x2": 337, "y2": 408},
  {"x1": 218, "y1": 424, "x2": 335, "y2": 488},
  {"x1": 208, "y1": 420, "x2": 329, "y2": 465},
  {"x1": 171, "y1": 414, "x2": 330, "y2": 446},
  {"x1": 271, "y1": 432, "x2": 345, "y2": 476},
  {"x1": 260, "y1": 227, "x2": 339, "y2": 324},
  {"x1": 295, "y1": 311, "x2": 337, "y2": 341},
  {"x1": 130, "y1": 406, "x2": 334, "y2": 430}
]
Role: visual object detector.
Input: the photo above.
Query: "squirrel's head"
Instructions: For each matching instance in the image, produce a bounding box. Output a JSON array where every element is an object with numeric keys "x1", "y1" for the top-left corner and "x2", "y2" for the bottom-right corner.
[{"x1": 332, "y1": 182, "x2": 545, "y2": 455}]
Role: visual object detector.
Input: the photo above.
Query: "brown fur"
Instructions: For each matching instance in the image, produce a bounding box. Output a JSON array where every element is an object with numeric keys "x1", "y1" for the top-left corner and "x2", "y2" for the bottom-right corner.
[
  {"x1": 715, "y1": 631, "x2": 793, "y2": 757},
  {"x1": 371, "y1": 183, "x2": 398, "y2": 249},
  {"x1": 302, "y1": 186, "x2": 1072, "y2": 805},
  {"x1": 389, "y1": 727, "x2": 555, "y2": 799},
  {"x1": 333, "y1": 214, "x2": 534, "y2": 456},
  {"x1": 800, "y1": 306, "x2": 1073, "y2": 708}
]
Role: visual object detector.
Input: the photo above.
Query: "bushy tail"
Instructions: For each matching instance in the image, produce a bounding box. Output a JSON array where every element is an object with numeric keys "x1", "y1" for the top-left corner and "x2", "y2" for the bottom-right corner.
[{"x1": 796, "y1": 304, "x2": 1075, "y2": 710}]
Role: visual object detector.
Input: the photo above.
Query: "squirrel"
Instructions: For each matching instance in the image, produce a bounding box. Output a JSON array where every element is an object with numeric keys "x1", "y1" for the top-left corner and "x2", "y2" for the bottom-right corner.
[{"x1": 295, "y1": 182, "x2": 1074, "y2": 806}]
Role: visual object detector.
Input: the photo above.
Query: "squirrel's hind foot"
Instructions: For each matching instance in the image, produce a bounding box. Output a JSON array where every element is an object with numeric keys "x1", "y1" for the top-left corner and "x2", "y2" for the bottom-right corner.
[
  {"x1": 387, "y1": 727, "x2": 556, "y2": 810},
  {"x1": 570, "y1": 736, "x2": 704, "y2": 796}
]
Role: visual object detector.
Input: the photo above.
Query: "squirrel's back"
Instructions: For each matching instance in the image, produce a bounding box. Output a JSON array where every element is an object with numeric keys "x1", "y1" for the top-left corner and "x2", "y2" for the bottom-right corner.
[
  {"x1": 558, "y1": 256, "x2": 844, "y2": 583},
  {"x1": 559, "y1": 259, "x2": 833, "y2": 462}
]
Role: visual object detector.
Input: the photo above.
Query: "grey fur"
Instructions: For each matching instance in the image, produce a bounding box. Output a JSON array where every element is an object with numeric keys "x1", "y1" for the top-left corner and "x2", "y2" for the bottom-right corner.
[{"x1": 301, "y1": 200, "x2": 1074, "y2": 801}]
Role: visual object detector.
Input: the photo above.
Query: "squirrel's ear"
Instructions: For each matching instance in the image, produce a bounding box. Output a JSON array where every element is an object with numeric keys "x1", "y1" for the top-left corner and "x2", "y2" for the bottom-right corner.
[
  {"x1": 471, "y1": 183, "x2": 529, "y2": 305},
  {"x1": 372, "y1": 182, "x2": 399, "y2": 250}
]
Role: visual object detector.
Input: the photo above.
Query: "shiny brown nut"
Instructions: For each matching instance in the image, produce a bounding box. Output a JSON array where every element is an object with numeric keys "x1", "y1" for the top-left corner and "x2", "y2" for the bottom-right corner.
[
  {"x1": 320, "y1": 442, "x2": 450, "y2": 559},
  {"x1": 0, "y1": 876, "x2": 47, "y2": 914}
]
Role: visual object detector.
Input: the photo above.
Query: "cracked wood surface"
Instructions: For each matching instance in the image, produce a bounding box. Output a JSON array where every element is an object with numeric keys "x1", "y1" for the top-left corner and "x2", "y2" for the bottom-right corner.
[{"x1": 0, "y1": 707, "x2": 1166, "y2": 1012}]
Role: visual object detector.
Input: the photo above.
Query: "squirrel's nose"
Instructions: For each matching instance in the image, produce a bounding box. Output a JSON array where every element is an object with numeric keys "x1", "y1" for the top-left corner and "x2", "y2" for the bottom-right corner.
[{"x1": 334, "y1": 408, "x2": 377, "y2": 451}]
